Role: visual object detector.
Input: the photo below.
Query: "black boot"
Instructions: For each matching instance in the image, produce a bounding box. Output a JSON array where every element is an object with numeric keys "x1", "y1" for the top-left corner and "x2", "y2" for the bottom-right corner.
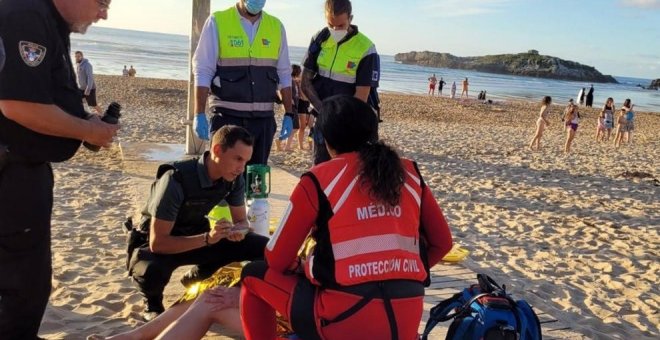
[{"x1": 142, "y1": 295, "x2": 165, "y2": 322}]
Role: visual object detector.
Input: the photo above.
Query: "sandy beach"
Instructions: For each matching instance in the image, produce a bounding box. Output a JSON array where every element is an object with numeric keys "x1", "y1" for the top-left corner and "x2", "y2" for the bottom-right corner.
[{"x1": 39, "y1": 75, "x2": 658, "y2": 339}]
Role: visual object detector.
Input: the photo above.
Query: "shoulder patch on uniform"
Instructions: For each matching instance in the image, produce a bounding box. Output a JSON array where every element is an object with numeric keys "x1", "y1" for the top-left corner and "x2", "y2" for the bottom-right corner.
[{"x1": 19, "y1": 41, "x2": 47, "y2": 67}]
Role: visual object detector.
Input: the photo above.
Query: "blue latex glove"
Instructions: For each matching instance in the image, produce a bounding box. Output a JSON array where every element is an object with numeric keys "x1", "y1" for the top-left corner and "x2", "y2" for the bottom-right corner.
[{"x1": 193, "y1": 113, "x2": 209, "y2": 140}]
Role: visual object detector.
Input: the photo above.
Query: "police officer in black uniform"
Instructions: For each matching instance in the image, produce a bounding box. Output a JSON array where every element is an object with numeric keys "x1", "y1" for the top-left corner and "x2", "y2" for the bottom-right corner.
[
  {"x1": 0, "y1": 0, "x2": 118, "y2": 338},
  {"x1": 0, "y1": 36, "x2": 6, "y2": 71}
]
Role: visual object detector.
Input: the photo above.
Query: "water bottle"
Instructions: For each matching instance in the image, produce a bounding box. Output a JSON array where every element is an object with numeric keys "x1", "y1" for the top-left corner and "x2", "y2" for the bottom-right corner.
[
  {"x1": 83, "y1": 102, "x2": 122, "y2": 152},
  {"x1": 247, "y1": 198, "x2": 270, "y2": 237},
  {"x1": 246, "y1": 164, "x2": 271, "y2": 237}
]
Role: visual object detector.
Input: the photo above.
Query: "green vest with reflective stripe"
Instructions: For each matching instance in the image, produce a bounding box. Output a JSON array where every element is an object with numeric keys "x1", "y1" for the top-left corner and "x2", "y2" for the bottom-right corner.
[
  {"x1": 317, "y1": 32, "x2": 374, "y2": 84},
  {"x1": 211, "y1": 7, "x2": 282, "y2": 117}
]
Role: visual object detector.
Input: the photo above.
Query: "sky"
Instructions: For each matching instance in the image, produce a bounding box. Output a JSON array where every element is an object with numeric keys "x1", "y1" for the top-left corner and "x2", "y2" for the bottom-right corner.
[{"x1": 97, "y1": 0, "x2": 660, "y2": 78}]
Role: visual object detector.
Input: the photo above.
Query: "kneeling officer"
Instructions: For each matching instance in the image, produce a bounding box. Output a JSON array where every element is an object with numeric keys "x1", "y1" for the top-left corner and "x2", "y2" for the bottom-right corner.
[{"x1": 128, "y1": 125, "x2": 269, "y2": 321}]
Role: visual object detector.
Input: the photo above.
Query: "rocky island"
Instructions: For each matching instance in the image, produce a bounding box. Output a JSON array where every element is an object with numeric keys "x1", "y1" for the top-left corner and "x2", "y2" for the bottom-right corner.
[{"x1": 394, "y1": 50, "x2": 618, "y2": 83}]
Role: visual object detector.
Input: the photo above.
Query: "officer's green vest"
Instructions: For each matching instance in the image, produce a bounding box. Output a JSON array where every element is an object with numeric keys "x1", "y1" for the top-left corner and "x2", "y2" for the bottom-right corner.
[
  {"x1": 317, "y1": 31, "x2": 375, "y2": 84},
  {"x1": 154, "y1": 158, "x2": 235, "y2": 236},
  {"x1": 211, "y1": 7, "x2": 282, "y2": 118}
]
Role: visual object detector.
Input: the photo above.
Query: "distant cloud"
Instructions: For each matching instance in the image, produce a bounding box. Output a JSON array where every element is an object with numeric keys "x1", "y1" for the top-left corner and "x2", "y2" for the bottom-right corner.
[
  {"x1": 421, "y1": 0, "x2": 514, "y2": 17},
  {"x1": 620, "y1": 0, "x2": 660, "y2": 9}
]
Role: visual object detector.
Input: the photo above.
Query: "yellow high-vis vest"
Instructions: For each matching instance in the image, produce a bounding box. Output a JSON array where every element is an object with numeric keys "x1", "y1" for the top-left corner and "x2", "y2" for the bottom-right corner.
[{"x1": 211, "y1": 7, "x2": 282, "y2": 116}]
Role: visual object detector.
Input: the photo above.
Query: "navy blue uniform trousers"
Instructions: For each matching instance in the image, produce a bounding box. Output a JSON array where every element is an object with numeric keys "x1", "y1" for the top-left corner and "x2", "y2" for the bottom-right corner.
[{"x1": 0, "y1": 162, "x2": 53, "y2": 339}]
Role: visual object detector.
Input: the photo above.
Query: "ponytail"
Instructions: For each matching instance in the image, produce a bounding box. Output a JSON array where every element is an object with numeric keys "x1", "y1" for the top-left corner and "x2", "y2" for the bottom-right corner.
[{"x1": 358, "y1": 141, "x2": 404, "y2": 207}]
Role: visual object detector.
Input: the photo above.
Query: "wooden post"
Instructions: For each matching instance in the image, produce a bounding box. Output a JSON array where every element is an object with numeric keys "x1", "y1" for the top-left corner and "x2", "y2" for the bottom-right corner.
[{"x1": 186, "y1": 0, "x2": 211, "y2": 155}]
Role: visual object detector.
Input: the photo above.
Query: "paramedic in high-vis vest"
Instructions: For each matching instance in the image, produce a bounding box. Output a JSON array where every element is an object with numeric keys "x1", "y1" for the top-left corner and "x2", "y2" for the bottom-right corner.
[
  {"x1": 301, "y1": 0, "x2": 381, "y2": 165},
  {"x1": 240, "y1": 95, "x2": 454, "y2": 340},
  {"x1": 192, "y1": 0, "x2": 293, "y2": 166}
]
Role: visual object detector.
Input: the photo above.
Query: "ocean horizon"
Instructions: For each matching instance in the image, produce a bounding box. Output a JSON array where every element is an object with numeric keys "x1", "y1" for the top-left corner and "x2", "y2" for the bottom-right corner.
[{"x1": 72, "y1": 27, "x2": 660, "y2": 113}]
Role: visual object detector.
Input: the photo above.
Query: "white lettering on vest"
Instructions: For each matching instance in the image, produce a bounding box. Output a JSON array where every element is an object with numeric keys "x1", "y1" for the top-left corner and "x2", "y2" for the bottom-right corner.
[
  {"x1": 356, "y1": 204, "x2": 402, "y2": 221},
  {"x1": 348, "y1": 258, "x2": 403, "y2": 278},
  {"x1": 403, "y1": 259, "x2": 421, "y2": 273}
]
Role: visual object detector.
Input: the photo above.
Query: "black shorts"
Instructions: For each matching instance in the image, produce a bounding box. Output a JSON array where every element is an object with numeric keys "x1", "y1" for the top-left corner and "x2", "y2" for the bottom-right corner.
[
  {"x1": 81, "y1": 88, "x2": 98, "y2": 107},
  {"x1": 297, "y1": 100, "x2": 310, "y2": 114}
]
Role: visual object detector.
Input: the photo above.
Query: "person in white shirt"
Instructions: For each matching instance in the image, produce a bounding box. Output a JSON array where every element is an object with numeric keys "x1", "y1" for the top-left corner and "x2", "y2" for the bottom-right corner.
[{"x1": 192, "y1": 0, "x2": 292, "y2": 166}]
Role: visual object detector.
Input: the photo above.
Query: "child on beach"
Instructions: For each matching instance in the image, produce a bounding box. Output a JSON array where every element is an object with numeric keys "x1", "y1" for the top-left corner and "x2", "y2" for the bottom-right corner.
[
  {"x1": 622, "y1": 98, "x2": 635, "y2": 144},
  {"x1": 528, "y1": 96, "x2": 552, "y2": 151},
  {"x1": 595, "y1": 110, "x2": 606, "y2": 142},
  {"x1": 614, "y1": 108, "x2": 627, "y2": 148},
  {"x1": 602, "y1": 97, "x2": 615, "y2": 141},
  {"x1": 563, "y1": 103, "x2": 579, "y2": 154},
  {"x1": 450, "y1": 81, "x2": 457, "y2": 99}
]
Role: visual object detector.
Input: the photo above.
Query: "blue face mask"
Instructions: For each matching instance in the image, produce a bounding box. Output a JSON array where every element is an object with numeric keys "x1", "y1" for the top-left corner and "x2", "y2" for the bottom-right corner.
[{"x1": 245, "y1": 0, "x2": 266, "y2": 15}]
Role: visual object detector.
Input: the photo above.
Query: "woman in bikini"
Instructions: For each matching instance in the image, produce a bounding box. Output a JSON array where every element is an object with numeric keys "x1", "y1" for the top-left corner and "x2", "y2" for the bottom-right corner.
[
  {"x1": 529, "y1": 96, "x2": 552, "y2": 151},
  {"x1": 563, "y1": 103, "x2": 579, "y2": 154}
]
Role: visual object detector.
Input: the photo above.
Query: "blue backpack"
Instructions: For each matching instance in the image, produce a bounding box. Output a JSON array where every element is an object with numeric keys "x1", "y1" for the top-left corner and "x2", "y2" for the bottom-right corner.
[{"x1": 422, "y1": 274, "x2": 542, "y2": 340}]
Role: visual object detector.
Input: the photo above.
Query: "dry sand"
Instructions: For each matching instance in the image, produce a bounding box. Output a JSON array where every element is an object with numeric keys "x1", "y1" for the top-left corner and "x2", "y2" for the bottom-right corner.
[{"x1": 38, "y1": 75, "x2": 658, "y2": 339}]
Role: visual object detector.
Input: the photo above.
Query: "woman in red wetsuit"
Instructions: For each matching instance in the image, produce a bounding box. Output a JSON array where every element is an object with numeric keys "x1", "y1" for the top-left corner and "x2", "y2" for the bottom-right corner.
[{"x1": 240, "y1": 95, "x2": 453, "y2": 340}]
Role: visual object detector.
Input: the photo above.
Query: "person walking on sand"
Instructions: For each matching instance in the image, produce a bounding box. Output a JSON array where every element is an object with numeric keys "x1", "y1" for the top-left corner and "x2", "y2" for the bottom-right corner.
[
  {"x1": 122, "y1": 65, "x2": 128, "y2": 76},
  {"x1": 529, "y1": 96, "x2": 551, "y2": 151},
  {"x1": 601, "y1": 97, "x2": 615, "y2": 141},
  {"x1": 621, "y1": 98, "x2": 635, "y2": 144},
  {"x1": 74, "y1": 51, "x2": 102, "y2": 114},
  {"x1": 428, "y1": 73, "x2": 437, "y2": 96},
  {"x1": 438, "y1": 77, "x2": 446, "y2": 96},
  {"x1": 461, "y1": 77, "x2": 469, "y2": 98},
  {"x1": 0, "y1": 1, "x2": 118, "y2": 338},
  {"x1": 595, "y1": 109, "x2": 606, "y2": 142},
  {"x1": 614, "y1": 108, "x2": 627, "y2": 148},
  {"x1": 450, "y1": 81, "x2": 457, "y2": 98},
  {"x1": 301, "y1": 0, "x2": 381, "y2": 165},
  {"x1": 563, "y1": 103, "x2": 579, "y2": 154},
  {"x1": 192, "y1": 0, "x2": 293, "y2": 166}
]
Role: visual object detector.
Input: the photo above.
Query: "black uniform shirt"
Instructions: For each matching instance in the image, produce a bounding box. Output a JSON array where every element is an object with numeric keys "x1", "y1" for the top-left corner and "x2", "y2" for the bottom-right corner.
[
  {"x1": 0, "y1": 0, "x2": 85, "y2": 162},
  {"x1": 0, "y1": 36, "x2": 5, "y2": 71}
]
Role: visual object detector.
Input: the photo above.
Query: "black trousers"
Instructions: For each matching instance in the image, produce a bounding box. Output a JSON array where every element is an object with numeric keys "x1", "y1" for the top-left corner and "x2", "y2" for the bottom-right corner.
[
  {"x1": 0, "y1": 162, "x2": 53, "y2": 340},
  {"x1": 129, "y1": 232, "x2": 268, "y2": 307},
  {"x1": 210, "y1": 113, "x2": 276, "y2": 166}
]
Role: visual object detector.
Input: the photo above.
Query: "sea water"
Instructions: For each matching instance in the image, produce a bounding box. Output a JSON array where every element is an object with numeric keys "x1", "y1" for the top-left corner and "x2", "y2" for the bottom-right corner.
[{"x1": 71, "y1": 27, "x2": 659, "y2": 112}]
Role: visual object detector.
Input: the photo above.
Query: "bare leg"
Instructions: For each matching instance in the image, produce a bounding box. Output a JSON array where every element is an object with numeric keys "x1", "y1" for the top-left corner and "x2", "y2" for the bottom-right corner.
[
  {"x1": 86, "y1": 301, "x2": 193, "y2": 340},
  {"x1": 529, "y1": 124, "x2": 543, "y2": 150},
  {"x1": 157, "y1": 301, "x2": 241, "y2": 340},
  {"x1": 564, "y1": 129, "x2": 575, "y2": 154},
  {"x1": 286, "y1": 130, "x2": 297, "y2": 151},
  {"x1": 297, "y1": 115, "x2": 307, "y2": 150}
]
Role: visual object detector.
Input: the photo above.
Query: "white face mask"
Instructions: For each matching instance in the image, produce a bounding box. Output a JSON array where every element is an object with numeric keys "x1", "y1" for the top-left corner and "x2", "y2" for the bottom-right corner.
[{"x1": 329, "y1": 28, "x2": 348, "y2": 42}]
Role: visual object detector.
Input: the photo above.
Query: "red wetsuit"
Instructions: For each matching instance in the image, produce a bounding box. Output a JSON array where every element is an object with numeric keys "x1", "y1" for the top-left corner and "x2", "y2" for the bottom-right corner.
[{"x1": 241, "y1": 153, "x2": 453, "y2": 340}]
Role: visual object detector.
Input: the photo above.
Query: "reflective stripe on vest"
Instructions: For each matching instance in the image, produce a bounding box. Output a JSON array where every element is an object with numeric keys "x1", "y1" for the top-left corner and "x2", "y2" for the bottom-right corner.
[
  {"x1": 211, "y1": 7, "x2": 282, "y2": 114},
  {"x1": 317, "y1": 32, "x2": 375, "y2": 84},
  {"x1": 305, "y1": 153, "x2": 427, "y2": 286}
]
